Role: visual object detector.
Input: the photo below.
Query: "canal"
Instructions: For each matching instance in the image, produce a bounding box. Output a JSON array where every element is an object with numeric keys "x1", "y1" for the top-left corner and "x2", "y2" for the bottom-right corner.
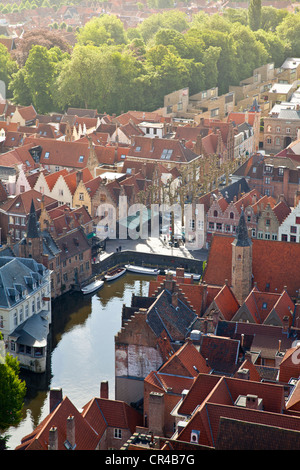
[{"x1": 5, "y1": 273, "x2": 150, "y2": 450}]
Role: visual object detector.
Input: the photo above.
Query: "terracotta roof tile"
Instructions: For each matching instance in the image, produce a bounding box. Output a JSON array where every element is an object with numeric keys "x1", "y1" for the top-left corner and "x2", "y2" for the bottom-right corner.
[
  {"x1": 0, "y1": 189, "x2": 56, "y2": 215},
  {"x1": 159, "y1": 341, "x2": 211, "y2": 377},
  {"x1": 15, "y1": 396, "x2": 100, "y2": 450},
  {"x1": 82, "y1": 398, "x2": 142, "y2": 435},
  {"x1": 200, "y1": 335, "x2": 240, "y2": 373},
  {"x1": 213, "y1": 284, "x2": 240, "y2": 320},
  {"x1": 203, "y1": 234, "x2": 300, "y2": 298}
]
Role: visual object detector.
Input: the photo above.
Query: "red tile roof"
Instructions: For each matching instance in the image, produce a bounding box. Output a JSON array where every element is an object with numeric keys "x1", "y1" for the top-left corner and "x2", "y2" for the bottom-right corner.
[
  {"x1": 279, "y1": 345, "x2": 300, "y2": 383},
  {"x1": 82, "y1": 397, "x2": 142, "y2": 436},
  {"x1": 203, "y1": 234, "x2": 300, "y2": 298},
  {"x1": 0, "y1": 189, "x2": 57, "y2": 215},
  {"x1": 15, "y1": 105, "x2": 37, "y2": 122},
  {"x1": 213, "y1": 284, "x2": 240, "y2": 320},
  {"x1": 15, "y1": 396, "x2": 100, "y2": 450},
  {"x1": 159, "y1": 341, "x2": 211, "y2": 377}
]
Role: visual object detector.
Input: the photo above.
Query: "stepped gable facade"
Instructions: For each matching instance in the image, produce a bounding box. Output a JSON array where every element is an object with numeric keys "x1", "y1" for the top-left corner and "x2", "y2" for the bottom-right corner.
[{"x1": 115, "y1": 285, "x2": 197, "y2": 405}]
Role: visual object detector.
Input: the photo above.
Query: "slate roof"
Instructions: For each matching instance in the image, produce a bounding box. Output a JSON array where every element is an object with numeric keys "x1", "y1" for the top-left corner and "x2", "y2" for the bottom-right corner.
[
  {"x1": 216, "y1": 416, "x2": 300, "y2": 450},
  {"x1": 232, "y1": 210, "x2": 252, "y2": 247},
  {"x1": 146, "y1": 289, "x2": 197, "y2": 342},
  {"x1": 220, "y1": 178, "x2": 250, "y2": 203},
  {"x1": 27, "y1": 199, "x2": 39, "y2": 238},
  {"x1": 0, "y1": 256, "x2": 47, "y2": 308},
  {"x1": 12, "y1": 310, "x2": 49, "y2": 347}
]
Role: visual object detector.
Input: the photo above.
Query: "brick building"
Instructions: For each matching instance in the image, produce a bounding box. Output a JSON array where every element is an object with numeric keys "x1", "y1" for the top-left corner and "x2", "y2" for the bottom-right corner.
[{"x1": 263, "y1": 108, "x2": 300, "y2": 154}]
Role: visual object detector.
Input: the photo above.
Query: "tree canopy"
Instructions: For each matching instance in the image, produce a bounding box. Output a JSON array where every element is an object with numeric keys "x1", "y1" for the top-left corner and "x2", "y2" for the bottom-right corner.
[
  {"x1": 0, "y1": 334, "x2": 26, "y2": 436},
  {"x1": 7, "y1": 8, "x2": 300, "y2": 114}
]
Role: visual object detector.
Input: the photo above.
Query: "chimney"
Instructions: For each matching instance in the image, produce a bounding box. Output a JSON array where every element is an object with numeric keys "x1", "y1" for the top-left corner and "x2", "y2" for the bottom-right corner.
[
  {"x1": 49, "y1": 387, "x2": 63, "y2": 413},
  {"x1": 100, "y1": 380, "x2": 109, "y2": 399},
  {"x1": 211, "y1": 308, "x2": 220, "y2": 328},
  {"x1": 245, "y1": 394, "x2": 261, "y2": 410},
  {"x1": 237, "y1": 368, "x2": 250, "y2": 380},
  {"x1": 175, "y1": 267, "x2": 185, "y2": 283},
  {"x1": 76, "y1": 171, "x2": 82, "y2": 186},
  {"x1": 66, "y1": 415, "x2": 75, "y2": 449},
  {"x1": 171, "y1": 291, "x2": 178, "y2": 308},
  {"x1": 48, "y1": 426, "x2": 58, "y2": 450},
  {"x1": 148, "y1": 392, "x2": 164, "y2": 436},
  {"x1": 164, "y1": 274, "x2": 175, "y2": 292},
  {"x1": 282, "y1": 315, "x2": 289, "y2": 332}
]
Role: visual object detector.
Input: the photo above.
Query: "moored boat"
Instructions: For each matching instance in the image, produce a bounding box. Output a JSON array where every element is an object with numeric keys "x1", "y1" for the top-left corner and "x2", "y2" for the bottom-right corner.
[
  {"x1": 104, "y1": 267, "x2": 126, "y2": 281},
  {"x1": 81, "y1": 279, "x2": 104, "y2": 295},
  {"x1": 125, "y1": 264, "x2": 160, "y2": 275},
  {"x1": 164, "y1": 269, "x2": 201, "y2": 281}
]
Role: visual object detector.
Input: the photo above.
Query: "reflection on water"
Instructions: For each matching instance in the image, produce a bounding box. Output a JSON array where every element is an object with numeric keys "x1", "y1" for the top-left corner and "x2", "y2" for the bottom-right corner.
[{"x1": 6, "y1": 274, "x2": 150, "y2": 450}]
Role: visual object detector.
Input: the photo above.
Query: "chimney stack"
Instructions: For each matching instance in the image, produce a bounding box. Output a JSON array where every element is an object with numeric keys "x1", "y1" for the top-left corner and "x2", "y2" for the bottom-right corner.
[
  {"x1": 171, "y1": 291, "x2": 178, "y2": 308},
  {"x1": 49, "y1": 388, "x2": 63, "y2": 413},
  {"x1": 66, "y1": 415, "x2": 75, "y2": 449},
  {"x1": 100, "y1": 380, "x2": 109, "y2": 399},
  {"x1": 48, "y1": 426, "x2": 58, "y2": 450},
  {"x1": 245, "y1": 394, "x2": 261, "y2": 410}
]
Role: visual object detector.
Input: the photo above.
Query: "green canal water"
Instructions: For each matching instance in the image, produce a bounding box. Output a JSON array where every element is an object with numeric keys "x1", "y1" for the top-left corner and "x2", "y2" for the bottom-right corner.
[{"x1": 5, "y1": 274, "x2": 150, "y2": 450}]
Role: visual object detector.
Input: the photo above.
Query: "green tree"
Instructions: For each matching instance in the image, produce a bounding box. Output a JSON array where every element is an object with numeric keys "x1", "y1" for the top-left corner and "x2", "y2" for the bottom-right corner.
[
  {"x1": 9, "y1": 68, "x2": 32, "y2": 106},
  {"x1": 254, "y1": 29, "x2": 286, "y2": 67},
  {"x1": 223, "y1": 8, "x2": 248, "y2": 26},
  {"x1": 23, "y1": 45, "x2": 56, "y2": 113},
  {"x1": 194, "y1": 28, "x2": 238, "y2": 93},
  {"x1": 76, "y1": 15, "x2": 127, "y2": 46},
  {"x1": 230, "y1": 24, "x2": 268, "y2": 82},
  {"x1": 0, "y1": 334, "x2": 26, "y2": 448},
  {"x1": 55, "y1": 45, "x2": 142, "y2": 114},
  {"x1": 202, "y1": 45, "x2": 221, "y2": 90},
  {"x1": 276, "y1": 12, "x2": 300, "y2": 57},
  {"x1": 137, "y1": 10, "x2": 188, "y2": 43},
  {"x1": 0, "y1": 44, "x2": 18, "y2": 98},
  {"x1": 260, "y1": 6, "x2": 289, "y2": 31},
  {"x1": 248, "y1": 0, "x2": 262, "y2": 31},
  {"x1": 154, "y1": 28, "x2": 189, "y2": 58}
]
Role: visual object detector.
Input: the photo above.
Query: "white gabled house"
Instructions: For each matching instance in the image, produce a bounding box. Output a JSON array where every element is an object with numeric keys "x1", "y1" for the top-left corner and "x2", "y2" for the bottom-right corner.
[{"x1": 278, "y1": 200, "x2": 300, "y2": 242}]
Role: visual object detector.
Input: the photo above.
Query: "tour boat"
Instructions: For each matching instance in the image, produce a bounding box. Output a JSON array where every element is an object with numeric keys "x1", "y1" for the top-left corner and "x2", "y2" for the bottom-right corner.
[
  {"x1": 104, "y1": 267, "x2": 126, "y2": 281},
  {"x1": 81, "y1": 279, "x2": 104, "y2": 295},
  {"x1": 164, "y1": 269, "x2": 201, "y2": 281},
  {"x1": 125, "y1": 264, "x2": 160, "y2": 275}
]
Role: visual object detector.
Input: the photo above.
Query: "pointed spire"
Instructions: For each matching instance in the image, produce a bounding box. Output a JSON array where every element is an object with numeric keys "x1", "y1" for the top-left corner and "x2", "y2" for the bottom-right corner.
[
  {"x1": 26, "y1": 199, "x2": 39, "y2": 238},
  {"x1": 233, "y1": 209, "x2": 252, "y2": 247}
]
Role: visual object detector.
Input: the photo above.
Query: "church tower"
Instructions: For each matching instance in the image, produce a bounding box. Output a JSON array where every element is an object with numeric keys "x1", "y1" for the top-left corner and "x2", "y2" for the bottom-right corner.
[
  {"x1": 19, "y1": 199, "x2": 43, "y2": 261},
  {"x1": 231, "y1": 209, "x2": 252, "y2": 305}
]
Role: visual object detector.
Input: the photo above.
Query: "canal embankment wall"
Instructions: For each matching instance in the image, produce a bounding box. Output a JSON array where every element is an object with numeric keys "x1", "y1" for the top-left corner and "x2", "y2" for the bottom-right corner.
[{"x1": 91, "y1": 250, "x2": 205, "y2": 279}]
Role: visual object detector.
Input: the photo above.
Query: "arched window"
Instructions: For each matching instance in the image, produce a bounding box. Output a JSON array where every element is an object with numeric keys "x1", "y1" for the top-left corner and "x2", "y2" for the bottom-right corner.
[
  {"x1": 230, "y1": 212, "x2": 234, "y2": 219},
  {"x1": 214, "y1": 210, "x2": 218, "y2": 217}
]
